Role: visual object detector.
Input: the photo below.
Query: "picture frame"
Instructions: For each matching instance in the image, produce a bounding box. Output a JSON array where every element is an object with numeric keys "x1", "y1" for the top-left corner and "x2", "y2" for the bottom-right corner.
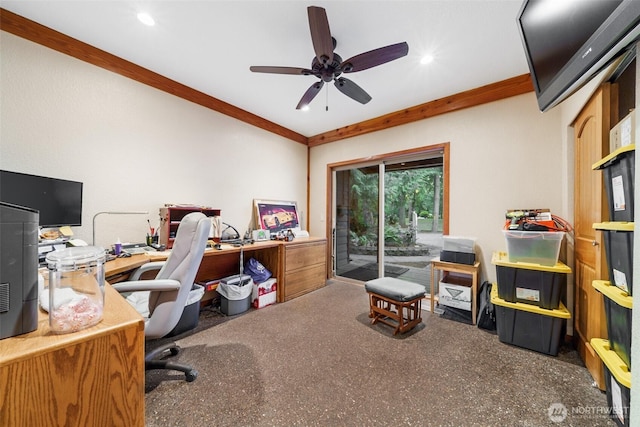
[{"x1": 254, "y1": 199, "x2": 301, "y2": 233}]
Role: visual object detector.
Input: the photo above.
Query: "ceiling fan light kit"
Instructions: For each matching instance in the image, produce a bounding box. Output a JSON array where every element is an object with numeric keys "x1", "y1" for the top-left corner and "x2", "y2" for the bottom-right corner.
[{"x1": 250, "y1": 6, "x2": 408, "y2": 110}]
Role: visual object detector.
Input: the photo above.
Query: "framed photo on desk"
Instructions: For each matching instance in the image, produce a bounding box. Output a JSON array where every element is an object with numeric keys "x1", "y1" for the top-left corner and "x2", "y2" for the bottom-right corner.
[{"x1": 254, "y1": 199, "x2": 300, "y2": 233}]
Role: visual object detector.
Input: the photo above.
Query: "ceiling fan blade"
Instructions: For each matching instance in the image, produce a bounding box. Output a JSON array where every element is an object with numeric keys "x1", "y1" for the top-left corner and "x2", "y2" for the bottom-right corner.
[
  {"x1": 296, "y1": 80, "x2": 325, "y2": 109},
  {"x1": 250, "y1": 66, "x2": 313, "y2": 75},
  {"x1": 340, "y1": 42, "x2": 409, "y2": 73},
  {"x1": 308, "y1": 6, "x2": 334, "y2": 66},
  {"x1": 334, "y1": 77, "x2": 372, "y2": 104}
]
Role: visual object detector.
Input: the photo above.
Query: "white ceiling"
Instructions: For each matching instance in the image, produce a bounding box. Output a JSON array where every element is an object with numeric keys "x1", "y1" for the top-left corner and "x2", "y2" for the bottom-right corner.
[{"x1": 1, "y1": 0, "x2": 531, "y2": 137}]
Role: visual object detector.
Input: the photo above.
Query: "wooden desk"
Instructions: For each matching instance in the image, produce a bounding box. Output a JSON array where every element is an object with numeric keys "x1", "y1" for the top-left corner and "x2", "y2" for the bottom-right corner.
[
  {"x1": 145, "y1": 237, "x2": 327, "y2": 303},
  {"x1": 0, "y1": 280, "x2": 145, "y2": 426},
  {"x1": 430, "y1": 258, "x2": 481, "y2": 325},
  {"x1": 104, "y1": 254, "x2": 151, "y2": 283}
]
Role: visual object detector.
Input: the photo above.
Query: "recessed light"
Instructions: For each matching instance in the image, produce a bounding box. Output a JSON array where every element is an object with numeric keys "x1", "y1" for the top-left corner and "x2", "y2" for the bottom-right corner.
[
  {"x1": 137, "y1": 12, "x2": 155, "y2": 26},
  {"x1": 420, "y1": 55, "x2": 434, "y2": 65}
]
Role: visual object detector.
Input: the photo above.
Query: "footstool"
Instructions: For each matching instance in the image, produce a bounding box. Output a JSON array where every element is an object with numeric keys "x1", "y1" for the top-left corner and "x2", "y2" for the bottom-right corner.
[{"x1": 365, "y1": 277, "x2": 426, "y2": 335}]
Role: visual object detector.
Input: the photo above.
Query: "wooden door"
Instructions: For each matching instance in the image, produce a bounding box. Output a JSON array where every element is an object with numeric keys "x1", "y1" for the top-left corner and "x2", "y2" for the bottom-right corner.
[{"x1": 573, "y1": 85, "x2": 611, "y2": 390}]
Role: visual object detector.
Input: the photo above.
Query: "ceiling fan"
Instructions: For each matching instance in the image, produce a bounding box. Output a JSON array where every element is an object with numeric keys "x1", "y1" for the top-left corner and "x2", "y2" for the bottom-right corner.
[{"x1": 250, "y1": 6, "x2": 409, "y2": 110}]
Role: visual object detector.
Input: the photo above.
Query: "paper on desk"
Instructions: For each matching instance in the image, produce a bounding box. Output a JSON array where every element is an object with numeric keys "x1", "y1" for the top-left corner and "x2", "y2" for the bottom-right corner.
[
  {"x1": 210, "y1": 216, "x2": 221, "y2": 239},
  {"x1": 146, "y1": 250, "x2": 171, "y2": 260}
]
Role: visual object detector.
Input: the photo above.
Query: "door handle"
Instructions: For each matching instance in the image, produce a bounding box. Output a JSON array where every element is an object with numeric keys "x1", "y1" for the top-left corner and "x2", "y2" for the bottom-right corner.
[{"x1": 592, "y1": 240, "x2": 599, "y2": 246}]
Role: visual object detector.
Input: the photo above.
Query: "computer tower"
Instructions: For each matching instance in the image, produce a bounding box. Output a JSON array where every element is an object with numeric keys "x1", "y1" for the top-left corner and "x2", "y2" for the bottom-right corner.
[{"x1": 0, "y1": 202, "x2": 39, "y2": 339}]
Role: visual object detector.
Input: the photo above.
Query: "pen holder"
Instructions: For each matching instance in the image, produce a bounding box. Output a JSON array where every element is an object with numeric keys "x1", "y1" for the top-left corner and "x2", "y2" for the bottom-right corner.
[
  {"x1": 146, "y1": 235, "x2": 159, "y2": 246},
  {"x1": 45, "y1": 246, "x2": 106, "y2": 334}
]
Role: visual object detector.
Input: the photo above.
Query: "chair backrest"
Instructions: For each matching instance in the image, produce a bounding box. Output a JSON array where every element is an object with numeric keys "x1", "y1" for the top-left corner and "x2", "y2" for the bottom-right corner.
[{"x1": 145, "y1": 212, "x2": 211, "y2": 339}]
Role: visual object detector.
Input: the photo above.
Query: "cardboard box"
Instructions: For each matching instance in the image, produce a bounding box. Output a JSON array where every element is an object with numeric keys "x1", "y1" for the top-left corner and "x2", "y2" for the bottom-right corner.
[
  {"x1": 610, "y1": 110, "x2": 635, "y2": 153},
  {"x1": 438, "y1": 273, "x2": 472, "y2": 311},
  {"x1": 252, "y1": 278, "x2": 277, "y2": 309},
  {"x1": 442, "y1": 236, "x2": 476, "y2": 253}
]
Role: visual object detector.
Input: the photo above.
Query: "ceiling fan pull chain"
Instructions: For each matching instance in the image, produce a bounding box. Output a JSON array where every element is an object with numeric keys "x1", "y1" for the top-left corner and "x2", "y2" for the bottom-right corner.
[{"x1": 326, "y1": 84, "x2": 329, "y2": 112}]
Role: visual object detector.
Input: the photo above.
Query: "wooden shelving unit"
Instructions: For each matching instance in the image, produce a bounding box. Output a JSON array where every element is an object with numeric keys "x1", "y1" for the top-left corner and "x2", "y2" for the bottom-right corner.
[{"x1": 159, "y1": 205, "x2": 220, "y2": 249}]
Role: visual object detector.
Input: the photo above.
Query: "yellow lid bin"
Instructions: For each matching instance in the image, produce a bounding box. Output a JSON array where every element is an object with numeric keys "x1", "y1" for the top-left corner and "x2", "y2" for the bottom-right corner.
[
  {"x1": 592, "y1": 280, "x2": 633, "y2": 370},
  {"x1": 490, "y1": 284, "x2": 570, "y2": 356},
  {"x1": 492, "y1": 251, "x2": 570, "y2": 310},
  {"x1": 592, "y1": 144, "x2": 636, "y2": 223},
  {"x1": 591, "y1": 338, "x2": 631, "y2": 427},
  {"x1": 593, "y1": 222, "x2": 634, "y2": 296}
]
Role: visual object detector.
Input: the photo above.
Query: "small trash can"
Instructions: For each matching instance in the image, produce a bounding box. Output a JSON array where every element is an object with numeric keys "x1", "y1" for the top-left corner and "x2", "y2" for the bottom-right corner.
[
  {"x1": 168, "y1": 284, "x2": 205, "y2": 337},
  {"x1": 217, "y1": 274, "x2": 253, "y2": 315}
]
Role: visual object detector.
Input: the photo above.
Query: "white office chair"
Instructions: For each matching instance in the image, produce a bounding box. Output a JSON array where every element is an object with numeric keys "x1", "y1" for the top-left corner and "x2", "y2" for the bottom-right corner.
[{"x1": 113, "y1": 212, "x2": 211, "y2": 382}]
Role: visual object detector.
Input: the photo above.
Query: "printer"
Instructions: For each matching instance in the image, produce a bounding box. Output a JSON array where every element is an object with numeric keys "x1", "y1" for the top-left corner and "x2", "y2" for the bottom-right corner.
[{"x1": 0, "y1": 202, "x2": 39, "y2": 339}]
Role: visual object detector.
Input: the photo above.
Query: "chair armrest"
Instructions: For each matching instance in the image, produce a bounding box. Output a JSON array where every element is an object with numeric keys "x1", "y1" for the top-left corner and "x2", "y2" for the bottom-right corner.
[
  {"x1": 112, "y1": 279, "x2": 180, "y2": 293},
  {"x1": 129, "y1": 261, "x2": 166, "y2": 281}
]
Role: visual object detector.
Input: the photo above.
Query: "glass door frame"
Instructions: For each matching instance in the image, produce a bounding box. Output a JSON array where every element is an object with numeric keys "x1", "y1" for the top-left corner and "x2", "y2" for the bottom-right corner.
[{"x1": 327, "y1": 143, "x2": 450, "y2": 281}]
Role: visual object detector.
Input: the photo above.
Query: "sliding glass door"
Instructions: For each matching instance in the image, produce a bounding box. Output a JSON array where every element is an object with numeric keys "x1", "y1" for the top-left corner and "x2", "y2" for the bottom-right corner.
[
  {"x1": 332, "y1": 148, "x2": 446, "y2": 300},
  {"x1": 334, "y1": 167, "x2": 380, "y2": 282}
]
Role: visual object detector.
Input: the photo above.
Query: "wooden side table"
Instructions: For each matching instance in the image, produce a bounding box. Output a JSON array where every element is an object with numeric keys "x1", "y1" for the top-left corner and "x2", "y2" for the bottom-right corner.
[{"x1": 430, "y1": 258, "x2": 481, "y2": 325}]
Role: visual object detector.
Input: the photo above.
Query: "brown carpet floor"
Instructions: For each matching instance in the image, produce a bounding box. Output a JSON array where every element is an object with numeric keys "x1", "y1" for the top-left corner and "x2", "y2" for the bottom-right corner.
[{"x1": 144, "y1": 280, "x2": 614, "y2": 427}]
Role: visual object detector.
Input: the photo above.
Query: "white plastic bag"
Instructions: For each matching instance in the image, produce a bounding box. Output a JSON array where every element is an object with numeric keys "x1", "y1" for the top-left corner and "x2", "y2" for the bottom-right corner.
[
  {"x1": 186, "y1": 284, "x2": 205, "y2": 306},
  {"x1": 217, "y1": 276, "x2": 253, "y2": 301}
]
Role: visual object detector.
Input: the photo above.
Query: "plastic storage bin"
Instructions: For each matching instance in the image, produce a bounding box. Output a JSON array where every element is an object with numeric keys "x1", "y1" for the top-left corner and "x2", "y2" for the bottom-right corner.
[
  {"x1": 593, "y1": 280, "x2": 633, "y2": 369},
  {"x1": 591, "y1": 338, "x2": 631, "y2": 427},
  {"x1": 492, "y1": 251, "x2": 570, "y2": 309},
  {"x1": 592, "y1": 144, "x2": 635, "y2": 222},
  {"x1": 501, "y1": 230, "x2": 564, "y2": 266},
  {"x1": 439, "y1": 250, "x2": 476, "y2": 265},
  {"x1": 442, "y1": 236, "x2": 476, "y2": 253},
  {"x1": 438, "y1": 272, "x2": 472, "y2": 311},
  {"x1": 491, "y1": 285, "x2": 570, "y2": 356},
  {"x1": 252, "y1": 278, "x2": 277, "y2": 309},
  {"x1": 594, "y1": 222, "x2": 634, "y2": 295}
]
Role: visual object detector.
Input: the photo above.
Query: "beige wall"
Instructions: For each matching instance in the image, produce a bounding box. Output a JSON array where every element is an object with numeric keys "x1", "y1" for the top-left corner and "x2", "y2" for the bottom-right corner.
[
  {"x1": 0, "y1": 32, "x2": 308, "y2": 248},
  {"x1": 309, "y1": 93, "x2": 565, "y2": 284}
]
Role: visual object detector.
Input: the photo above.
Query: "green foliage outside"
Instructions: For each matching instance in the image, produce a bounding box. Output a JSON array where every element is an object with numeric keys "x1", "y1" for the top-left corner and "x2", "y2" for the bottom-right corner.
[{"x1": 349, "y1": 166, "x2": 443, "y2": 248}]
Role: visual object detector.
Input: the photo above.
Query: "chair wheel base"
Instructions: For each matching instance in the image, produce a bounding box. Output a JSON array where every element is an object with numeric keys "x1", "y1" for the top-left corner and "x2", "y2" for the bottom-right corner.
[
  {"x1": 185, "y1": 369, "x2": 198, "y2": 382},
  {"x1": 146, "y1": 341, "x2": 197, "y2": 382}
]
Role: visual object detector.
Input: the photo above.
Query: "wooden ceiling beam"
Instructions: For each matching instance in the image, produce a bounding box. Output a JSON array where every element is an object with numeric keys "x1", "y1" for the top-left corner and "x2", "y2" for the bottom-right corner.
[
  {"x1": 2, "y1": 8, "x2": 533, "y2": 148},
  {"x1": 307, "y1": 74, "x2": 534, "y2": 146},
  {"x1": 0, "y1": 8, "x2": 308, "y2": 145}
]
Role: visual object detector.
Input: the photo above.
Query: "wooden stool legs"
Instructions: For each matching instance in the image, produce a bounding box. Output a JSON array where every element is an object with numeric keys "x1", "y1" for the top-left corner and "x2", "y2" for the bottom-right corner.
[{"x1": 368, "y1": 292, "x2": 423, "y2": 335}]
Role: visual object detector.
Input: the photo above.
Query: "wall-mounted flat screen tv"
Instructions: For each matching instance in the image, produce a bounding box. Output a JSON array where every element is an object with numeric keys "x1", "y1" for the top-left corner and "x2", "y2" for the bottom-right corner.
[
  {"x1": 517, "y1": 0, "x2": 640, "y2": 112},
  {"x1": 0, "y1": 170, "x2": 83, "y2": 227}
]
